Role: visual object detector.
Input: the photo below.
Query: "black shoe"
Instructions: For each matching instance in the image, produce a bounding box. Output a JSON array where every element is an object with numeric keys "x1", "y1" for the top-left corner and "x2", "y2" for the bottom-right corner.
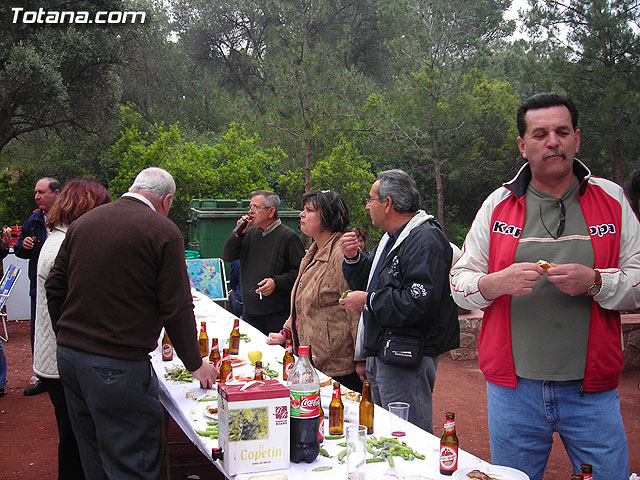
[{"x1": 24, "y1": 379, "x2": 46, "y2": 396}]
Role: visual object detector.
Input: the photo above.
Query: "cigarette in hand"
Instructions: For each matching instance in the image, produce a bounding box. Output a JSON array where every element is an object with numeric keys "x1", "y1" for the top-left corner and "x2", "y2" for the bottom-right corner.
[{"x1": 259, "y1": 292, "x2": 263, "y2": 300}]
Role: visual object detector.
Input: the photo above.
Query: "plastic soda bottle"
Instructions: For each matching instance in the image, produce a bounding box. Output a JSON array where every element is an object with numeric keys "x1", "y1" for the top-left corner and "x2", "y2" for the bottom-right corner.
[{"x1": 287, "y1": 345, "x2": 320, "y2": 463}]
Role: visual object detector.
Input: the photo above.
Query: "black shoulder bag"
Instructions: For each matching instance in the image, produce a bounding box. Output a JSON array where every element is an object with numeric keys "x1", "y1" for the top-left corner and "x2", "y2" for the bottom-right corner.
[{"x1": 379, "y1": 327, "x2": 424, "y2": 369}]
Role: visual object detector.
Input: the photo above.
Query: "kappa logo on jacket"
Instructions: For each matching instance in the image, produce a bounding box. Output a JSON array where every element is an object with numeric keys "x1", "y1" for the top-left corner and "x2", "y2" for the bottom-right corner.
[
  {"x1": 492, "y1": 221, "x2": 522, "y2": 239},
  {"x1": 589, "y1": 223, "x2": 616, "y2": 237}
]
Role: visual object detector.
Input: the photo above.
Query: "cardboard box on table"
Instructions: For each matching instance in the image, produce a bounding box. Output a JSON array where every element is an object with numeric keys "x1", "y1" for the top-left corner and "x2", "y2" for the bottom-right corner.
[{"x1": 218, "y1": 380, "x2": 290, "y2": 475}]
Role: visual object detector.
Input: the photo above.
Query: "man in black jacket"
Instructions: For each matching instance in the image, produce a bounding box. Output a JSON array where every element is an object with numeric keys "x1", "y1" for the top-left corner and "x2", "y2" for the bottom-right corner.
[{"x1": 339, "y1": 169, "x2": 459, "y2": 434}]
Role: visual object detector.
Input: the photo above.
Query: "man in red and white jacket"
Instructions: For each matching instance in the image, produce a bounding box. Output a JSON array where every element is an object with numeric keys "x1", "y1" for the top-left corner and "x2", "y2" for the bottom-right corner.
[{"x1": 450, "y1": 92, "x2": 640, "y2": 480}]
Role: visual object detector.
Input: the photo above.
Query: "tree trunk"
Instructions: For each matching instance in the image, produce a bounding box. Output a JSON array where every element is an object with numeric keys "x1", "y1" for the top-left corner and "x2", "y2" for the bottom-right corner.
[
  {"x1": 305, "y1": 137, "x2": 312, "y2": 193},
  {"x1": 431, "y1": 119, "x2": 445, "y2": 228},
  {"x1": 612, "y1": 144, "x2": 624, "y2": 187}
]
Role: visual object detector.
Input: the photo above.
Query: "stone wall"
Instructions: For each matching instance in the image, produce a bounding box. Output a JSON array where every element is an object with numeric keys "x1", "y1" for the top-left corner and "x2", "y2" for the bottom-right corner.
[{"x1": 449, "y1": 310, "x2": 640, "y2": 371}]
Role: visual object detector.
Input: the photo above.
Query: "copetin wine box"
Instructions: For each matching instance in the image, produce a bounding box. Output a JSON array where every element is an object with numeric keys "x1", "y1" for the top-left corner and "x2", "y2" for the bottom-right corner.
[{"x1": 218, "y1": 380, "x2": 290, "y2": 475}]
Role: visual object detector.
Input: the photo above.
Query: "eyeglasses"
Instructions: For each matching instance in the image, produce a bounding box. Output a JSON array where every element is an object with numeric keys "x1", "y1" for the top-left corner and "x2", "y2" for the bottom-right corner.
[
  {"x1": 539, "y1": 200, "x2": 566, "y2": 239},
  {"x1": 248, "y1": 204, "x2": 270, "y2": 212},
  {"x1": 365, "y1": 196, "x2": 385, "y2": 206}
]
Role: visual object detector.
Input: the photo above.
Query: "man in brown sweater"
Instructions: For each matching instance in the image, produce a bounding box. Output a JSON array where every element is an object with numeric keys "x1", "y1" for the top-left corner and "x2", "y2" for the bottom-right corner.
[{"x1": 46, "y1": 167, "x2": 216, "y2": 480}]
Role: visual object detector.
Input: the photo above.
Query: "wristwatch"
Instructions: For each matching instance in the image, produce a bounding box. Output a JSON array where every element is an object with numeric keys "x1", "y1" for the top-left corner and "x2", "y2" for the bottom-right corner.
[{"x1": 586, "y1": 269, "x2": 602, "y2": 297}]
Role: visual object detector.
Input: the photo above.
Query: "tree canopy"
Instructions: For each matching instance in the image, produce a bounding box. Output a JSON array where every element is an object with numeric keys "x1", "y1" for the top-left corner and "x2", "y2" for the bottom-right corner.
[{"x1": 1, "y1": 0, "x2": 638, "y2": 246}]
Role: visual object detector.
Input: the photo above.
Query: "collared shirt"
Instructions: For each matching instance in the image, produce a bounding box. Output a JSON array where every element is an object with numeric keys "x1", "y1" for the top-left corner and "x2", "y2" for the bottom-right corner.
[
  {"x1": 122, "y1": 192, "x2": 155, "y2": 211},
  {"x1": 261, "y1": 218, "x2": 281, "y2": 237}
]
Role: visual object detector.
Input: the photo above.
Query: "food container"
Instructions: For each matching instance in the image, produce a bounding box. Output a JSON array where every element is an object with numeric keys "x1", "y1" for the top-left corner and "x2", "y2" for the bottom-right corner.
[{"x1": 218, "y1": 380, "x2": 290, "y2": 475}]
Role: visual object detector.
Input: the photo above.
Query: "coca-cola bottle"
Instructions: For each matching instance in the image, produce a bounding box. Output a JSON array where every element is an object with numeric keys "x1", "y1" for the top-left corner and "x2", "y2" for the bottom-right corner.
[{"x1": 287, "y1": 345, "x2": 320, "y2": 463}]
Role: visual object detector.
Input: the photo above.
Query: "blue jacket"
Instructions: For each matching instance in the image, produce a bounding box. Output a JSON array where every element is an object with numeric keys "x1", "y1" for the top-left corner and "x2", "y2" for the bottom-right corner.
[{"x1": 13, "y1": 209, "x2": 47, "y2": 297}]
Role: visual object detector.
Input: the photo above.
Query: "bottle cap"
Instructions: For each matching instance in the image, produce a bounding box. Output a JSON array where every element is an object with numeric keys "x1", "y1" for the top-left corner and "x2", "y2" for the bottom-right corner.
[{"x1": 298, "y1": 345, "x2": 309, "y2": 355}]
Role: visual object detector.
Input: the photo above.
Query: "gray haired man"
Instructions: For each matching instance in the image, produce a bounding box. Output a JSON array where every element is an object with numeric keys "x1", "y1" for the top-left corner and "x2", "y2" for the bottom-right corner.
[
  {"x1": 47, "y1": 167, "x2": 217, "y2": 479},
  {"x1": 339, "y1": 169, "x2": 459, "y2": 433}
]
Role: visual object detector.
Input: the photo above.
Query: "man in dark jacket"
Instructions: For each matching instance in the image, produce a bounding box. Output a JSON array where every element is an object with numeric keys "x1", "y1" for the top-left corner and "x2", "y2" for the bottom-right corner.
[
  {"x1": 339, "y1": 169, "x2": 459, "y2": 434},
  {"x1": 14, "y1": 177, "x2": 60, "y2": 396},
  {"x1": 223, "y1": 190, "x2": 304, "y2": 335}
]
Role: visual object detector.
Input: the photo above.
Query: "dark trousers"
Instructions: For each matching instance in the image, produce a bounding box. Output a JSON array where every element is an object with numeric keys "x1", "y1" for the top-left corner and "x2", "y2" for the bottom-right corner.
[
  {"x1": 30, "y1": 295, "x2": 36, "y2": 354},
  {"x1": 243, "y1": 310, "x2": 289, "y2": 336},
  {"x1": 41, "y1": 377, "x2": 86, "y2": 480},
  {"x1": 57, "y1": 346, "x2": 162, "y2": 480}
]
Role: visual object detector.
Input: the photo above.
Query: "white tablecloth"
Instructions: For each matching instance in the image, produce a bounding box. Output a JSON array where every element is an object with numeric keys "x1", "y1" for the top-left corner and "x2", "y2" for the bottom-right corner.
[{"x1": 151, "y1": 292, "x2": 493, "y2": 480}]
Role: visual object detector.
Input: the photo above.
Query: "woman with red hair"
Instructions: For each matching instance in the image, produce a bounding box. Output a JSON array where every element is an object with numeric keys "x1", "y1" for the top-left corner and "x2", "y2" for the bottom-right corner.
[{"x1": 34, "y1": 178, "x2": 111, "y2": 480}]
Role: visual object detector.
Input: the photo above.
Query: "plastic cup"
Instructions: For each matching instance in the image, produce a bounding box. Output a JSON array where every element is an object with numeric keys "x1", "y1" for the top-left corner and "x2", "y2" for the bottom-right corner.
[
  {"x1": 388, "y1": 402, "x2": 410, "y2": 437},
  {"x1": 346, "y1": 424, "x2": 367, "y2": 478}
]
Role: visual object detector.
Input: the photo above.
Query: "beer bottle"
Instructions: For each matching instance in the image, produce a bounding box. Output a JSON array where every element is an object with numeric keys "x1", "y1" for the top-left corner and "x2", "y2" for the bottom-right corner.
[
  {"x1": 254, "y1": 361, "x2": 264, "y2": 380},
  {"x1": 209, "y1": 338, "x2": 221, "y2": 380},
  {"x1": 359, "y1": 380, "x2": 374, "y2": 434},
  {"x1": 329, "y1": 381, "x2": 344, "y2": 435},
  {"x1": 219, "y1": 348, "x2": 233, "y2": 384},
  {"x1": 580, "y1": 463, "x2": 593, "y2": 480},
  {"x1": 198, "y1": 322, "x2": 209, "y2": 358},
  {"x1": 229, "y1": 318, "x2": 241, "y2": 355},
  {"x1": 162, "y1": 331, "x2": 173, "y2": 361},
  {"x1": 439, "y1": 411, "x2": 459, "y2": 475},
  {"x1": 283, "y1": 339, "x2": 295, "y2": 380}
]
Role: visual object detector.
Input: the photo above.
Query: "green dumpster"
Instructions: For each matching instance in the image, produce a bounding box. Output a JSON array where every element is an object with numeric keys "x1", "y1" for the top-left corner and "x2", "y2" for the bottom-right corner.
[{"x1": 187, "y1": 199, "x2": 301, "y2": 264}]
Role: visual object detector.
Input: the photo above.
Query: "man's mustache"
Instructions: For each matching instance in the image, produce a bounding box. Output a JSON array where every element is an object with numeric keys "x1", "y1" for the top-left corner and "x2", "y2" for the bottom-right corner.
[{"x1": 543, "y1": 149, "x2": 566, "y2": 160}]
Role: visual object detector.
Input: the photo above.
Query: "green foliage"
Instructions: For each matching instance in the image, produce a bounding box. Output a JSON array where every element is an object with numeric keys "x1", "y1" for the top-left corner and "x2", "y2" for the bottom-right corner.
[
  {"x1": 444, "y1": 72, "x2": 521, "y2": 225},
  {"x1": 0, "y1": 1, "x2": 126, "y2": 153},
  {"x1": 0, "y1": 169, "x2": 40, "y2": 226},
  {"x1": 109, "y1": 122, "x2": 285, "y2": 238},
  {"x1": 2, "y1": 0, "x2": 639, "y2": 240},
  {"x1": 278, "y1": 138, "x2": 377, "y2": 239}
]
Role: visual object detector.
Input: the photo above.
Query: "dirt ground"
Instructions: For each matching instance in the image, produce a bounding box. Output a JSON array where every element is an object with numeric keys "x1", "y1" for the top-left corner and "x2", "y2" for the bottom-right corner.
[{"x1": 1, "y1": 320, "x2": 638, "y2": 479}]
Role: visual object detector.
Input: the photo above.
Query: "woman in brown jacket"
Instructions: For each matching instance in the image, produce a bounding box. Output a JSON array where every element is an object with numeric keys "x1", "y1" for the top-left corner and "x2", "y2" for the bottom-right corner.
[{"x1": 266, "y1": 190, "x2": 361, "y2": 392}]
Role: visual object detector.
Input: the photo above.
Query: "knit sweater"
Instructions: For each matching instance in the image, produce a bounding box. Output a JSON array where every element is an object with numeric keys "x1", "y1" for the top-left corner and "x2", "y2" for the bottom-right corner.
[
  {"x1": 223, "y1": 221, "x2": 304, "y2": 316},
  {"x1": 46, "y1": 197, "x2": 202, "y2": 371}
]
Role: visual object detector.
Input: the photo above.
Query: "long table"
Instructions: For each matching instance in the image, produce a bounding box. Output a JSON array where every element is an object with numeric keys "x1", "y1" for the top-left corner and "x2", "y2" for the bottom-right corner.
[{"x1": 151, "y1": 291, "x2": 494, "y2": 479}]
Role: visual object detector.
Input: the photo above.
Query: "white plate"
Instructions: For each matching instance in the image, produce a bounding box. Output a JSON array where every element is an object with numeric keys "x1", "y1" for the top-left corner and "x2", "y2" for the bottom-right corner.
[
  {"x1": 202, "y1": 403, "x2": 219, "y2": 420},
  {"x1": 229, "y1": 357, "x2": 247, "y2": 368},
  {"x1": 453, "y1": 465, "x2": 530, "y2": 480}
]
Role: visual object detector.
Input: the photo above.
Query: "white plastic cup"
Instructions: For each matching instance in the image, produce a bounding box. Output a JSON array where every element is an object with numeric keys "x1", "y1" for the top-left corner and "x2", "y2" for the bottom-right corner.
[{"x1": 388, "y1": 401, "x2": 410, "y2": 437}]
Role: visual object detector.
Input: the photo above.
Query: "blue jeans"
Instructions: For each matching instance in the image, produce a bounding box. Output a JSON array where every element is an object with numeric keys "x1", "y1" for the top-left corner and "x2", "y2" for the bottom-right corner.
[
  {"x1": 0, "y1": 338, "x2": 6, "y2": 389},
  {"x1": 487, "y1": 378, "x2": 629, "y2": 480}
]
